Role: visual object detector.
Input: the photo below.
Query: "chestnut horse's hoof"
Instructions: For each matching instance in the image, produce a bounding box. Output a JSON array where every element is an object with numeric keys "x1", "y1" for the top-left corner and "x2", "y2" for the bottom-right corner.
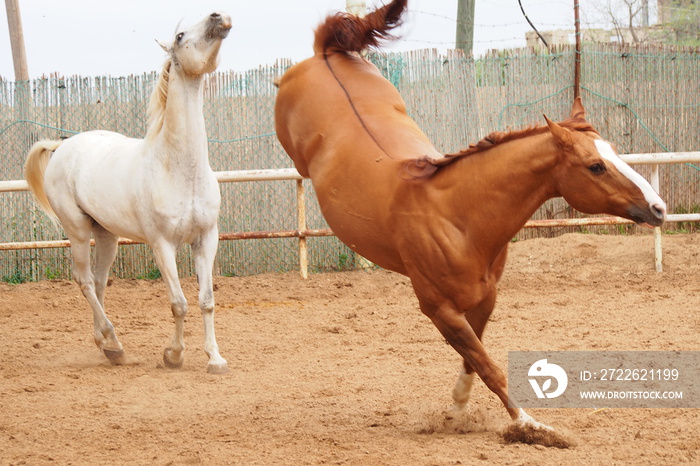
[
  {"x1": 103, "y1": 348, "x2": 126, "y2": 365},
  {"x1": 501, "y1": 421, "x2": 577, "y2": 448}
]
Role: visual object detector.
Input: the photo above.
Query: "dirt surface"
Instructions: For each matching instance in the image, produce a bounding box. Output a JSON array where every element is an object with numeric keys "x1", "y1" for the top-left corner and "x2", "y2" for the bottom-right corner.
[{"x1": 1, "y1": 233, "x2": 698, "y2": 465}]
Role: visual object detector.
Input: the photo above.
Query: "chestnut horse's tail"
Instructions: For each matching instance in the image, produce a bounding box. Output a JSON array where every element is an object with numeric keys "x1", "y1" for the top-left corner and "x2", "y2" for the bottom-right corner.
[
  {"x1": 313, "y1": 0, "x2": 408, "y2": 55},
  {"x1": 25, "y1": 139, "x2": 63, "y2": 224}
]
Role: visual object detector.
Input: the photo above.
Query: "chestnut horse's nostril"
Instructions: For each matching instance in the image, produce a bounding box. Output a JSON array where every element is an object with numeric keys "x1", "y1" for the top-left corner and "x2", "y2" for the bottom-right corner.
[{"x1": 652, "y1": 204, "x2": 666, "y2": 220}]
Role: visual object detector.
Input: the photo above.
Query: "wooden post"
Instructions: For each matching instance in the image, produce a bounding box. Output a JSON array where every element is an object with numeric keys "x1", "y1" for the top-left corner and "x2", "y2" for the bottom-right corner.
[
  {"x1": 5, "y1": 0, "x2": 29, "y2": 81},
  {"x1": 296, "y1": 179, "x2": 309, "y2": 279},
  {"x1": 456, "y1": 0, "x2": 475, "y2": 57}
]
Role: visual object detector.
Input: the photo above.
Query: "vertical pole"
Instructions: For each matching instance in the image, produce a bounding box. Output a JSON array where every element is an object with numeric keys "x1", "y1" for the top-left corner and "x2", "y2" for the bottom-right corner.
[
  {"x1": 573, "y1": 0, "x2": 581, "y2": 99},
  {"x1": 651, "y1": 164, "x2": 662, "y2": 272},
  {"x1": 5, "y1": 0, "x2": 29, "y2": 81},
  {"x1": 346, "y1": 0, "x2": 366, "y2": 17},
  {"x1": 346, "y1": 0, "x2": 373, "y2": 271},
  {"x1": 456, "y1": 0, "x2": 476, "y2": 57},
  {"x1": 296, "y1": 179, "x2": 309, "y2": 279}
]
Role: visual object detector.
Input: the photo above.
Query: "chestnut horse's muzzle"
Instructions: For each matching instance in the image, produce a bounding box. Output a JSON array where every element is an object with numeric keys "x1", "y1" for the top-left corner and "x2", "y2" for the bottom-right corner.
[{"x1": 627, "y1": 203, "x2": 666, "y2": 227}]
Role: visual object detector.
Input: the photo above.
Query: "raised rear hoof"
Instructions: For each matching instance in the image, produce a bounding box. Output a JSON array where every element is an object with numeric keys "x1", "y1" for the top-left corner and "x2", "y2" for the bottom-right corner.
[
  {"x1": 163, "y1": 348, "x2": 184, "y2": 369},
  {"x1": 103, "y1": 348, "x2": 126, "y2": 365},
  {"x1": 501, "y1": 421, "x2": 577, "y2": 449},
  {"x1": 206, "y1": 361, "x2": 230, "y2": 375}
]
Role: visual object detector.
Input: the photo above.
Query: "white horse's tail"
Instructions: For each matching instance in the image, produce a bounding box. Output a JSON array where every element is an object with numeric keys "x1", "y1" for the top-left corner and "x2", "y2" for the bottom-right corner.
[{"x1": 25, "y1": 139, "x2": 63, "y2": 223}]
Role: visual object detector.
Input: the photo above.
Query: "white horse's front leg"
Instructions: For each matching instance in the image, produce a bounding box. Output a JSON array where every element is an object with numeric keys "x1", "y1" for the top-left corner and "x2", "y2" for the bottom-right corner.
[
  {"x1": 152, "y1": 241, "x2": 188, "y2": 369},
  {"x1": 192, "y1": 227, "x2": 228, "y2": 374}
]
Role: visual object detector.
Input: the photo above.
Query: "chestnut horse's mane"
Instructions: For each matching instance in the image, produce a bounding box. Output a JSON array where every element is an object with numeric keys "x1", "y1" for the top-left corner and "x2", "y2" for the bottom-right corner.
[{"x1": 404, "y1": 118, "x2": 600, "y2": 179}]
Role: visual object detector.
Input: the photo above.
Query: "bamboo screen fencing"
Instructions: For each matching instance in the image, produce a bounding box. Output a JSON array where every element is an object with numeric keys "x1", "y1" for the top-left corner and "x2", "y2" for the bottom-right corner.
[{"x1": 0, "y1": 44, "x2": 698, "y2": 281}]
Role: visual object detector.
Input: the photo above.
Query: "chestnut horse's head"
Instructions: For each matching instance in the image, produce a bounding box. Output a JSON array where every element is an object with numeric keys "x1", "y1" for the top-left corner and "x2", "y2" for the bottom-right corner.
[{"x1": 547, "y1": 99, "x2": 666, "y2": 227}]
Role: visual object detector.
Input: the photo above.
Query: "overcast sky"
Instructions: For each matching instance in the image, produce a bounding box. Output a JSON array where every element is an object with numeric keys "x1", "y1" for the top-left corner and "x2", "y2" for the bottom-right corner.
[{"x1": 2, "y1": 1, "x2": 586, "y2": 79}]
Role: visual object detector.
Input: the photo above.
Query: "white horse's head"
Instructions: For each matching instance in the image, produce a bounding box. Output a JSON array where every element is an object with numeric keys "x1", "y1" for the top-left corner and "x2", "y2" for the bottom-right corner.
[{"x1": 158, "y1": 12, "x2": 232, "y2": 77}]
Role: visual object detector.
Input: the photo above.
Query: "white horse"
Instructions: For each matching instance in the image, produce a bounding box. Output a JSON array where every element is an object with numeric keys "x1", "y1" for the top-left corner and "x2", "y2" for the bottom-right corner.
[{"x1": 24, "y1": 12, "x2": 232, "y2": 374}]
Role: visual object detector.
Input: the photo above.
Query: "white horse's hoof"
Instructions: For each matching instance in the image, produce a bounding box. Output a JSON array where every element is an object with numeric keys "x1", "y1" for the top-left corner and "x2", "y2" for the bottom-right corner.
[
  {"x1": 163, "y1": 348, "x2": 184, "y2": 369},
  {"x1": 103, "y1": 348, "x2": 126, "y2": 365},
  {"x1": 206, "y1": 362, "x2": 229, "y2": 375}
]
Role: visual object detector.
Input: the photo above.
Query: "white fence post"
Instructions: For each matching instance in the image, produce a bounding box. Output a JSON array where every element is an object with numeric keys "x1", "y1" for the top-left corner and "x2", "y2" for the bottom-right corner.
[{"x1": 651, "y1": 164, "x2": 663, "y2": 272}]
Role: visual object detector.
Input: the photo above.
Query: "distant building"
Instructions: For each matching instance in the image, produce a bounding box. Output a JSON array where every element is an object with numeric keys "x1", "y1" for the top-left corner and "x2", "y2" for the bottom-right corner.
[
  {"x1": 524, "y1": 0, "x2": 698, "y2": 49},
  {"x1": 525, "y1": 28, "x2": 659, "y2": 49}
]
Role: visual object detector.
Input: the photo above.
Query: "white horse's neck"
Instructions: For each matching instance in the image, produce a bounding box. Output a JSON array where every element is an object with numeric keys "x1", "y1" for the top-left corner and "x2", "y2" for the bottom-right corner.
[{"x1": 155, "y1": 71, "x2": 210, "y2": 177}]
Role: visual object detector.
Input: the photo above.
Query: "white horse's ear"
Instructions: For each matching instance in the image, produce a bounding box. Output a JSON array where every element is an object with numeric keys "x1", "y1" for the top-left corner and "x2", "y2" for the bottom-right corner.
[{"x1": 156, "y1": 39, "x2": 169, "y2": 52}]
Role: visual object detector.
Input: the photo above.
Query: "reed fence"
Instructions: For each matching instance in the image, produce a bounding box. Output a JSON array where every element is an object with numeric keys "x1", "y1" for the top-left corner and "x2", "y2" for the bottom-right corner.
[{"x1": 0, "y1": 44, "x2": 698, "y2": 281}]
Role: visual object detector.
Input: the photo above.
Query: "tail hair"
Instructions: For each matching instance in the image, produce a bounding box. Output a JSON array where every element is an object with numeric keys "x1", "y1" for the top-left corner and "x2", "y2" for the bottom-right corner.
[
  {"x1": 24, "y1": 139, "x2": 62, "y2": 224},
  {"x1": 313, "y1": 0, "x2": 408, "y2": 55}
]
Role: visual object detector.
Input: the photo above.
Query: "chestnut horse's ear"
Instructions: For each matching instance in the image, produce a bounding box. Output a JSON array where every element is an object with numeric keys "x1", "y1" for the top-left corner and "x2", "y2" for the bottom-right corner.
[
  {"x1": 569, "y1": 96, "x2": 586, "y2": 120},
  {"x1": 544, "y1": 115, "x2": 573, "y2": 147}
]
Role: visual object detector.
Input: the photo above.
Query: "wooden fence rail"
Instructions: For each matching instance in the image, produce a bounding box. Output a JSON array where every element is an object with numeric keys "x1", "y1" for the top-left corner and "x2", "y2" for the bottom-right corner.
[{"x1": 0, "y1": 153, "x2": 698, "y2": 276}]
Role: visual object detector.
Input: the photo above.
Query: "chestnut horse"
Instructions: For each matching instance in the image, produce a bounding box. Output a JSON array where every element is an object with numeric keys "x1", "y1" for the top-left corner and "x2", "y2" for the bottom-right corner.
[
  {"x1": 275, "y1": 0, "x2": 666, "y2": 441},
  {"x1": 24, "y1": 13, "x2": 232, "y2": 373}
]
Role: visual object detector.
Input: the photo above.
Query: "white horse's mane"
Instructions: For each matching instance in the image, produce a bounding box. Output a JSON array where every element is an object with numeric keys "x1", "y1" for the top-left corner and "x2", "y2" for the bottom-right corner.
[{"x1": 146, "y1": 58, "x2": 171, "y2": 140}]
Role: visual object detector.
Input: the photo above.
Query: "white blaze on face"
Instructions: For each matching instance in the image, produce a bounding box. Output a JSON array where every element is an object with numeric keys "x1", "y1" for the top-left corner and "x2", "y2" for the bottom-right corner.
[{"x1": 593, "y1": 139, "x2": 667, "y2": 211}]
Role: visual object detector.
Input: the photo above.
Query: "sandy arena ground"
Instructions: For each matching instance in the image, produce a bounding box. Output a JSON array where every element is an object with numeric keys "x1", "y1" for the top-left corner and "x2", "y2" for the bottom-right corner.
[{"x1": 0, "y1": 233, "x2": 698, "y2": 465}]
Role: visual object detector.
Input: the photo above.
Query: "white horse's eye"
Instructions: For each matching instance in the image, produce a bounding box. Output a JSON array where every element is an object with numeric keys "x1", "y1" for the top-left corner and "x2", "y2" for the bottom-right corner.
[{"x1": 176, "y1": 32, "x2": 184, "y2": 42}]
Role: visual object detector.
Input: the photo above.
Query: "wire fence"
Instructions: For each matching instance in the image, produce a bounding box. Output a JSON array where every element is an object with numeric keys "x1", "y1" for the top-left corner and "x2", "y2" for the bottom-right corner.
[{"x1": 1, "y1": 43, "x2": 698, "y2": 281}]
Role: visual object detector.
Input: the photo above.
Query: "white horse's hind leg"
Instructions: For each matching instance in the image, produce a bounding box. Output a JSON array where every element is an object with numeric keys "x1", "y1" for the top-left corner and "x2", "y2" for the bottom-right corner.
[
  {"x1": 192, "y1": 228, "x2": 228, "y2": 374},
  {"x1": 70, "y1": 234, "x2": 125, "y2": 364},
  {"x1": 152, "y1": 241, "x2": 188, "y2": 369},
  {"x1": 91, "y1": 225, "x2": 119, "y2": 308}
]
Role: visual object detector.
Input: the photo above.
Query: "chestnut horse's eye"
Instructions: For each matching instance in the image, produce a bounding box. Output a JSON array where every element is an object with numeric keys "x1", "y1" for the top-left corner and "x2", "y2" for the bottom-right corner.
[
  {"x1": 176, "y1": 32, "x2": 184, "y2": 42},
  {"x1": 589, "y1": 163, "x2": 606, "y2": 174}
]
